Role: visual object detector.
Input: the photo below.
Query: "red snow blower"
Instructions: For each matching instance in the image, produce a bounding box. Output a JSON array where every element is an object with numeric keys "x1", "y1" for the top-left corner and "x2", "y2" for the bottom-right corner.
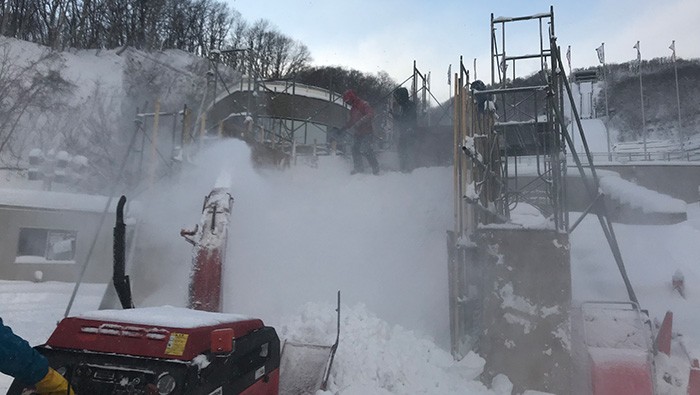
[{"x1": 7, "y1": 195, "x2": 281, "y2": 395}]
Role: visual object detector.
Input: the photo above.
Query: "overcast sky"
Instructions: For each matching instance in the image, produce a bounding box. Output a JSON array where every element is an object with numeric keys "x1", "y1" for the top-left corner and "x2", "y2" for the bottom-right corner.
[{"x1": 226, "y1": 0, "x2": 700, "y2": 101}]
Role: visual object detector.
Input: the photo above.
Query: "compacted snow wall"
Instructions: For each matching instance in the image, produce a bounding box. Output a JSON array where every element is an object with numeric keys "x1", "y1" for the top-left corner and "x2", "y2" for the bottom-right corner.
[{"x1": 476, "y1": 228, "x2": 572, "y2": 394}]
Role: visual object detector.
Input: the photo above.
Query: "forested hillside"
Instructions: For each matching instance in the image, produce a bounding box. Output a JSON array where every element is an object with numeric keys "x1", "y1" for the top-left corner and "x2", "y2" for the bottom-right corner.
[
  {"x1": 590, "y1": 58, "x2": 700, "y2": 142},
  {"x1": 0, "y1": 0, "x2": 400, "y2": 192},
  {"x1": 0, "y1": 0, "x2": 396, "y2": 102}
]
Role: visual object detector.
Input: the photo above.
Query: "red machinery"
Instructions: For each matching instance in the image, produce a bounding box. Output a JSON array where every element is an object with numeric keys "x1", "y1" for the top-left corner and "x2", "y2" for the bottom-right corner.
[
  {"x1": 581, "y1": 302, "x2": 655, "y2": 395},
  {"x1": 7, "y1": 195, "x2": 281, "y2": 395},
  {"x1": 181, "y1": 187, "x2": 234, "y2": 312}
]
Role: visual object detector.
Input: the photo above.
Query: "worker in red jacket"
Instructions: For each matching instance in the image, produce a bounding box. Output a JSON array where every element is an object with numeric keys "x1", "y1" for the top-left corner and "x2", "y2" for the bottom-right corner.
[
  {"x1": 0, "y1": 317, "x2": 75, "y2": 394},
  {"x1": 343, "y1": 90, "x2": 380, "y2": 175}
]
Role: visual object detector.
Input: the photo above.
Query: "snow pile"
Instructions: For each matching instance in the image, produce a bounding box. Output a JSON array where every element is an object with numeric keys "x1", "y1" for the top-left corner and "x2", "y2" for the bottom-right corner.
[
  {"x1": 483, "y1": 202, "x2": 553, "y2": 230},
  {"x1": 278, "y1": 302, "x2": 503, "y2": 395},
  {"x1": 0, "y1": 280, "x2": 105, "y2": 349},
  {"x1": 599, "y1": 175, "x2": 687, "y2": 214}
]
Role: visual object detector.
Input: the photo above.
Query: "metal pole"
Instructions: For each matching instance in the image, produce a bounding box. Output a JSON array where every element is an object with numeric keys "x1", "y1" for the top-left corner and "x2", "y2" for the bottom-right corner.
[
  {"x1": 501, "y1": 20, "x2": 506, "y2": 87},
  {"x1": 65, "y1": 118, "x2": 142, "y2": 318},
  {"x1": 579, "y1": 82, "x2": 583, "y2": 121},
  {"x1": 603, "y1": 62, "x2": 611, "y2": 161},
  {"x1": 490, "y1": 14, "x2": 495, "y2": 87},
  {"x1": 639, "y1": 71, "x2": 646, "y2": 158},
  {"x1": 553, "y1": 45, "x2": 638, "y2": 304},
  {"x1": 148, "y1": 99, "x2": 160, "y2": 196},
  {"x1": 570, "y1": 97, "x2": 575, "y2": 150},
  {"x1": 453, "y1": 73, "x2": 459, "y2": 234},
  {"x1": 673, "y1": 41, "x2": 683, "y2": 151},
  {"x1": 473, "y1": 58, "x2": 477, "y2": 80}
]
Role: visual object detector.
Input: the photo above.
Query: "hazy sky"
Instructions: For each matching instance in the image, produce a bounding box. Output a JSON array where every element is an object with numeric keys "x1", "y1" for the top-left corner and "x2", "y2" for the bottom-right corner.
[{"x1": 226, "y1": 0, "x2": 700, "y2": 101}]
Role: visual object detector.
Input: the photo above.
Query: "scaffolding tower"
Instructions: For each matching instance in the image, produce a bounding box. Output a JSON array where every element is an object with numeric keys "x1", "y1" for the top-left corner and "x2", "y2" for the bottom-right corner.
[{"x1": 448, "y1": 8, "x2": 639, "y2": 387}]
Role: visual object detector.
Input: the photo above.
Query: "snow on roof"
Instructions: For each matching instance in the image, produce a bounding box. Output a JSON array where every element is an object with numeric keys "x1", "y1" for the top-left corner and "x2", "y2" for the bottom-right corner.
[
  {"x1": 78, "y1": 306, "x2": 254, "y2": 328},
  {"x1": 0, "y1": 188, "x2": 116, "y2": 213},
  {"x1": 599, "y1": 176, "x2": 687, "y2": 214},
  {"x1": 212, "y1": 78, "x2": 345, "y2": 106},
  {"x1": 492, "y1": 16, "x2": 514, "y2": 23}
]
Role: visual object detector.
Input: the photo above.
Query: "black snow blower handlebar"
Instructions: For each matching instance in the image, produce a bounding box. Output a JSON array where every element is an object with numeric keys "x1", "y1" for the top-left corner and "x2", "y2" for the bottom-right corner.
[{"x1": 113, "y1": 195, "x2": 134, "y2": 309}]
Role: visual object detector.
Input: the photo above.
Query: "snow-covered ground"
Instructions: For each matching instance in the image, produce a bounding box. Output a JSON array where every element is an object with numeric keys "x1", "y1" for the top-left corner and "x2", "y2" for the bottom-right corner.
[{"x1": 2, "y1": 139, "x2": 700, "y2": 394}]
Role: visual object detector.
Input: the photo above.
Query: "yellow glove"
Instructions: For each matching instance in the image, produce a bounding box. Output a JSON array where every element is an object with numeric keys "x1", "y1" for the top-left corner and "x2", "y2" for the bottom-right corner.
[{"x1": 34, "y1": 367, "x2": 76, "y2": 395}]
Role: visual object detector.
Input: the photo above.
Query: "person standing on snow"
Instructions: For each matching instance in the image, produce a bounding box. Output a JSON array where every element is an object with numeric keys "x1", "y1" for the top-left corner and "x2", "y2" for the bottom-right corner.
[
  {"x1": 1, "y1": 317, "x2": 76, "y2": 394},
  {"x1": 392, "y1": 87, "x2": 418, "y2": 172},
  {"x1": 343, "y1": 90, "x2": 380, "y2": 175}
]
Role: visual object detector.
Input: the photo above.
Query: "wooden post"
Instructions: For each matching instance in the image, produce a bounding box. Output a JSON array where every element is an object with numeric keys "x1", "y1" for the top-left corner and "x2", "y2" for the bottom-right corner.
[
  {"x1": 200, "y1": 114, "x2": 206, "y2": 142},
  {"x1": 292, "y1": 139, "x2": 297, "y2": 166},
  {"x1": 182, "y1": 106, "x2": 191, "y2": 149},
  {"x1": 313, "y1": 139, "x2": 317, "y2": 156},
  {"x1": 461, "y1": 85, "x2": 469, "y2": 232},
  {"x1": 453, "y1": 74, "x2": 459, "y2": 234},
  {"x1": 148, "y1": 98, "x2": 160, "y2": 194},
  {"x1": 218, "y1": 120, "x2": 224, "y2": 139}
]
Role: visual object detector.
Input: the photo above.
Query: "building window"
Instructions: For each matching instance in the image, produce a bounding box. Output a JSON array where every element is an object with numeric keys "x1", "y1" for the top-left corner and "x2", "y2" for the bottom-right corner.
[{"x1": 15, "y1": 228, "x2": 77, "y2": 264}]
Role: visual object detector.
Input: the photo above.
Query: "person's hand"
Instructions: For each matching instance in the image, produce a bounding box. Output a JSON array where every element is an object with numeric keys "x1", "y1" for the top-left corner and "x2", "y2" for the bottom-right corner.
[{"x1": 34, "y1": 368, "x2": 76, "y2": 395}]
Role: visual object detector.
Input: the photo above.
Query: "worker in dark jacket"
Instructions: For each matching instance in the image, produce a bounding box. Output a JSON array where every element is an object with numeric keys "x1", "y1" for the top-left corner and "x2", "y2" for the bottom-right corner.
[
  {"x1": 392, "y1": 87, "x2": 418, "y2": 172},
  {"x1": 0, "y1": 317, "x2": 75, "y2": 394},
  {"x1": 343, "y1": 90, "x2": 380, "y2": 175}
]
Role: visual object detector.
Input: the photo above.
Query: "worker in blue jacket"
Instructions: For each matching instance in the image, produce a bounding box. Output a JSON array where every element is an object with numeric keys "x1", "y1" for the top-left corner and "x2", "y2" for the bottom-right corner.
[{"x1": 0, "y1": 317, "x2": 75, "y2": 395}]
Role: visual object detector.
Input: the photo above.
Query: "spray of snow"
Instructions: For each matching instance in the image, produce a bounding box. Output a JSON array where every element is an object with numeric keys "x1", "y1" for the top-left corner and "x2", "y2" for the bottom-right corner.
[{"x1": 3, "y1": 137, "x2": 700, "y2": 394}]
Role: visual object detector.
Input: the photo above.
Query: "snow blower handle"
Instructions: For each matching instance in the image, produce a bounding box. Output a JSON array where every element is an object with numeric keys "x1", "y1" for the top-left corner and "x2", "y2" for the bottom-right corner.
[{"x1": 113, "y1": 195, "x2": 134, "y2": 309}]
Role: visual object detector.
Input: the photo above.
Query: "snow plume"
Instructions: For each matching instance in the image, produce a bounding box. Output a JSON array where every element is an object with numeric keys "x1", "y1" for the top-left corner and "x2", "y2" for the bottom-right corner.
[
  {"x1": 220, "y1": 153, "x2": 454, "y2": 349},
  {"x1": 279, "y1": 302, "x2": 498, "y2": 395},
  {"x1": 129, "y1": 139, "x2": 257, "y2": 307},
  {"x1": 116, "y1": 136, "x2": 454, "y2": 347}
]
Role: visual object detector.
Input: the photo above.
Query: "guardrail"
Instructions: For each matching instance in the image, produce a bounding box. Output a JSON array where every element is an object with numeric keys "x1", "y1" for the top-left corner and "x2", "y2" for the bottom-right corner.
[{"x1": 507, "y1": 151, "x2": 700, "y2": 167}]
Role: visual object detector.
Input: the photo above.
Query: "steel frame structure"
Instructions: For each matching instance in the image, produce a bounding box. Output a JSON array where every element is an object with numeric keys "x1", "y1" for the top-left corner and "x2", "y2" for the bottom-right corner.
[
  {"x1": 491, "y1": 7, "x2": 637, "y2": 303},
  {"x1": 490, "y1": 8, "x2": 567, "y2": 230},
  {"x1": 448, "y1": 6, "x2": 639, "y2": 359}
]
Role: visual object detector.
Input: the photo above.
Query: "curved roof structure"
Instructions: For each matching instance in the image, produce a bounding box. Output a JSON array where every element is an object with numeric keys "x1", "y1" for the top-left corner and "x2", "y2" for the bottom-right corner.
[{"x1": 206, "y1": 78, "x2": 349, "y2": 131}]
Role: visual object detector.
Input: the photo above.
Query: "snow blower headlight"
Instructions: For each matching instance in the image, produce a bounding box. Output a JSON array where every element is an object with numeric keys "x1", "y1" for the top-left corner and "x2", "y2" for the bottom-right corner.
[{"x1": 156, "y1": 373, "x2": 176, "y2": 395}]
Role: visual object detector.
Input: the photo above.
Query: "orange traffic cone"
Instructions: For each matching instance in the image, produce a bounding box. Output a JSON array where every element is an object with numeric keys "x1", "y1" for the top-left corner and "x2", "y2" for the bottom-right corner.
[
  {"x1": 656, "y1": 311, "x2": 673, "y2": 356},
  {"x1": 688, "y1": 359, "x2": 700, "y2": 395}
]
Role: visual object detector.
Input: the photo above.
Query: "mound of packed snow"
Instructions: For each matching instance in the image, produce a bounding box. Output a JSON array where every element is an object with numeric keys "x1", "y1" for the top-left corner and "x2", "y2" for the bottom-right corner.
[
  {"x1": 279, "y1": 302, "x2": 506, "y2": 395},
  {"x1": 599, "y1": 175, "x2": 687, "y2": 214}
]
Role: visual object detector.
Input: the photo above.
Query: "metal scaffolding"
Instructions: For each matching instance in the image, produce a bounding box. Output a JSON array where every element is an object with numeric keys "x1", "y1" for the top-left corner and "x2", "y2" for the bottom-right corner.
[
  {"x1": 490, "y1": 9, "x2": 567, "y2": 231},
  {"x1": 448, "y1": 6, "x2": 639, "y2": 360}
]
